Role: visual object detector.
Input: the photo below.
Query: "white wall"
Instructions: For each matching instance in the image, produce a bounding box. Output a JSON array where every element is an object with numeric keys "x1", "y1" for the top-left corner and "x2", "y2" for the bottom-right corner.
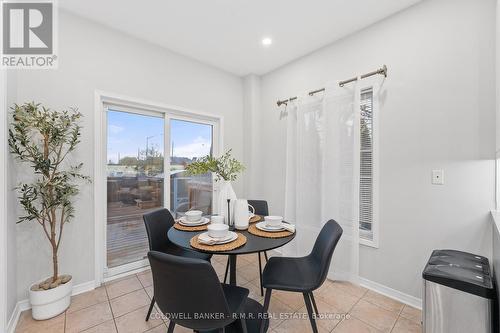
[
  {"x1": 242, "y1": 75, "x2": 261, "y2": 197},
  {"x1": 254, "y1": 0, "x2": 496, "y2": 298},
  {"x1": 8, "y1": 10, "x2": 244, "y2": 302},
  {"x1": 6, "y1": 71, "x2": 18, "y2": 327}
]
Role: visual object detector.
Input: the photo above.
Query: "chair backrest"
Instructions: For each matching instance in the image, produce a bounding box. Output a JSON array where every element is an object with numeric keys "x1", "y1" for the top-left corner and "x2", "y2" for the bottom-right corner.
[
  {"x1": 148, "y1": 251, "x2": 233, "y2": 330},
  {"x1": 248, "y1": 200, "x2": 269, "y2": 216},
  {"x1": 143, "y1": 208, "x2": 175, "y2": 253},
  {"x1": 310, "y1": 220, "x2": 343, "y2": 288}
]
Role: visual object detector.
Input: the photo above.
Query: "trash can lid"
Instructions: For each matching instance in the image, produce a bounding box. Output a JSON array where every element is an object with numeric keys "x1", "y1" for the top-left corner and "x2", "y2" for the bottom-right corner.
[
  {"x1": 423, "y1": 251, "x2": 494, "y2": 299},
  {"x1": 430, "y1": 249, "x2": 488, "y2": 265},
  {"x1": 428, "y1": 256, "x2": 490, "y2": 275}
]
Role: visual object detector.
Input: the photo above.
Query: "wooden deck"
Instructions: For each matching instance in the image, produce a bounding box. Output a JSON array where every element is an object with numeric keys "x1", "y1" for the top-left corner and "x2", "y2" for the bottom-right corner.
[{"x1": 107, "y1": 202, "x2": 159, "y2": 268}]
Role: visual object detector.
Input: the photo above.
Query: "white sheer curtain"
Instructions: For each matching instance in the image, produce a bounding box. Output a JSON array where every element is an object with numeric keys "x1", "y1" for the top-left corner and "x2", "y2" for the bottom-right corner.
[{"x1": 283, "y1": 82, "x2": 360, "y2": 283}]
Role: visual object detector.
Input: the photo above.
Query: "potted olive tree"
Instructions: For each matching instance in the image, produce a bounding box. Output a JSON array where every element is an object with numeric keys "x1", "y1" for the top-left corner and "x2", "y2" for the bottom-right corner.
[{"x1": 9, "y1": 102, "x2": 90, "y2": 320}]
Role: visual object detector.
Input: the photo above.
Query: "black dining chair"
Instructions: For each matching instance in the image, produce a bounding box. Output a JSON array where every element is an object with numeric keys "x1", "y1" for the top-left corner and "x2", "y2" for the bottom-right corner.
[
  {"x1": 224, "y1": 200, "x2": 269, "y2": 296},
  {"x1": 148, "y1": 251, "x2": 250, "y2": 333},
  {"x1": 260, "y1": 220, "x2": 343, "y2": 333},
  {"x1": 143, "y1": 208, "x2": 212, "y2": 321}
]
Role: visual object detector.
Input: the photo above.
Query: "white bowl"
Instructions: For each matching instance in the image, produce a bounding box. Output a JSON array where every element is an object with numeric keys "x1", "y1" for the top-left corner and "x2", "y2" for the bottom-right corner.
[
  {"x1": 211, "y1": 215, "x2": 225, "y2": 224},
  {"x1": 207, "y1": 224, "x2": 229, "y2": 239},
  {"x1": 264, "y1": 216, "x2": 283, "y2": 227},
  {"x1": 185, "y1": 210, "x2": 203, "y2": 222}
]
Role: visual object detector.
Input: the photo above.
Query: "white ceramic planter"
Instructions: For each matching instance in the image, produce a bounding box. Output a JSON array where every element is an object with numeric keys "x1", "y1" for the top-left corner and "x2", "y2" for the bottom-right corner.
[
  {"x1": 217, "y1": 180, "x2": 237, "y2": 224},
  {"x1": 29, "y1": 277, "x2": 73, "y2": 320}
]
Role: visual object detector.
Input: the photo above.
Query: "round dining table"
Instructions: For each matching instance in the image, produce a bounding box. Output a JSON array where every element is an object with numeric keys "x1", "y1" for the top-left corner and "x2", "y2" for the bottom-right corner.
[{"x1": 167, "y1": 223, "x2": 296, "y2": 286}]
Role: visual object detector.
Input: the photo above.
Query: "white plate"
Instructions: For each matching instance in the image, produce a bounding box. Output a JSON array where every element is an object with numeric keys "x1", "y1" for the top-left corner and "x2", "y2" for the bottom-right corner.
[
  {"x1": 178, "y1": 217, "x2": 210, "y2": 226},
  {"x1": 256, "y1": 221, "x2": 285, "y2": 232},
  {"x1": 198, "y1": 231, "x2": 238, "y2": 245}
]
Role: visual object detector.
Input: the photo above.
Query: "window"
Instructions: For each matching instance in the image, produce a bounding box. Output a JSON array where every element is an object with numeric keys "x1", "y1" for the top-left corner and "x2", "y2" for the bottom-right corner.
[{"x1": 359, "y1": 87, "x2": 378, "y2": 247}]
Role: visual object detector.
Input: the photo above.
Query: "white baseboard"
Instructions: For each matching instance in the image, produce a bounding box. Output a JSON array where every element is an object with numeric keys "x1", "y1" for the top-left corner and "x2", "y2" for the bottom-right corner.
[
  {"x1": 6, "y1": 301, "x2": 26, "y2": 333},
  {"x1": 6, "y1": 280, "x2": 96, "y2": 333},
  {"x1": 72, "y1": 280, "x2": 97, "y2": 296},
  {"x1": 359, "y1": 277, "x2": 422, "y2": 310}
]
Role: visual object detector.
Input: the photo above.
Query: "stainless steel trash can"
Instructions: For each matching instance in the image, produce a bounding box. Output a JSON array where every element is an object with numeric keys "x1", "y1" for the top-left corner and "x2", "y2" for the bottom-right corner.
[{"x1": 423, "y1": 249, "x2": 495, "y2": 333}]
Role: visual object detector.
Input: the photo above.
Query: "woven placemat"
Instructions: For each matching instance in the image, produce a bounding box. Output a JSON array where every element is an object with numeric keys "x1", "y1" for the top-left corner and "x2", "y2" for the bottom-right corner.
[
  {"x1": 173, "y1": 222, "x2": 209, "y2": 231},
  {"x1": 248, "y1": 223, "x2": 294, "y2": 239},
  {"x1": 190, "y1": 233, "x2": 247, "y2": 252},
  {"x1": 249, "y1": 215, "x2": 262, "y2": 223}
]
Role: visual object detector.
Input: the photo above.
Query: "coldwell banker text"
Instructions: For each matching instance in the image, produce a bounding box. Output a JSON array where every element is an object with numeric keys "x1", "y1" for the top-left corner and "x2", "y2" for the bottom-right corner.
[{"x1": 1, "y1": 1, "x2": 58, "y2": 69}]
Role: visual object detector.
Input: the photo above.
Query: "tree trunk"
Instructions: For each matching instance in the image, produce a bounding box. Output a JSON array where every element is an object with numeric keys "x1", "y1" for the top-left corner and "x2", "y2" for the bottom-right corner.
[
  {"x1": 51, "y1": 238, "x2": 58, "y2": 282},
  {"x1": 44, "y1": 134, "x2": 59, "y2": 283},
  {"x1": 49, "y1": 203, "x2": 58, "y2": 283},
  {"x1": 49, "y1": 204, "x2": 58, "y2": 282}
]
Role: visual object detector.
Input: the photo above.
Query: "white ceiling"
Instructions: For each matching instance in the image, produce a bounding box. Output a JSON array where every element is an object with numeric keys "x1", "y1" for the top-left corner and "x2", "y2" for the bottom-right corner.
[{"x1": 59, "y1": 0, "x2": 422, "y2": 76}]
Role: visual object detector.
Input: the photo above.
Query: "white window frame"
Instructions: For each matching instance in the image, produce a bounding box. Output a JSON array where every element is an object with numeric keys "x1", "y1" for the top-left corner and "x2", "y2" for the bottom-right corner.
[
  {"x1": 358, "y1": 83, "x2": 380, "y2": 249},
  {"x1": 496, "y1": 150, "x2": 500, "y2": 210},
  {"x1": 94, "y1": 90, "x2": 223, "y2": 285}
]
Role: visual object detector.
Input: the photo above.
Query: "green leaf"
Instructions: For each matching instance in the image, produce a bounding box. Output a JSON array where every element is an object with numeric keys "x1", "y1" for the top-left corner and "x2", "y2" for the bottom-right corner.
[{"x1": 185, "y1": 149, "x2": 245, "y2": 181}]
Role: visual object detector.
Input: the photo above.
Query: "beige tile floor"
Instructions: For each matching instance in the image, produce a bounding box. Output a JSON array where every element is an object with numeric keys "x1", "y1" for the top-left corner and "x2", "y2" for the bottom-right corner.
[{"x1": 15, "y1": 254, "x2": 422, "y2": 333}]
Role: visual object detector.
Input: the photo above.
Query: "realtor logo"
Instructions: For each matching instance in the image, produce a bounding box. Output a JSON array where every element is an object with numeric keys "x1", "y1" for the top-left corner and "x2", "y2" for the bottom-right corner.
[{"x1": 1, "y1": 0, "x2": 58, "y2": 68}]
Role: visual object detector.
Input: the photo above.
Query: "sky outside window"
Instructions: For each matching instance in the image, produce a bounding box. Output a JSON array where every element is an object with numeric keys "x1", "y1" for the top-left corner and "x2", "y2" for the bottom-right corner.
[{"x1": 107, "y1": 110, "x2": 212, "y2": 164}]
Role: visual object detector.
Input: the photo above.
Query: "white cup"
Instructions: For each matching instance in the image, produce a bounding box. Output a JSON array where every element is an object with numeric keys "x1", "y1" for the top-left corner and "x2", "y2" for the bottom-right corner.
[
  {"x1": 207, "y1": 224, "x2": 229, "y2": 239},
  {"x1": 211, "y1": 215, "x2": 224, "y2": 224},
  {"x1": 264, "y1": 216, "x2": 283, "y2": 227},
  {"x1": 185, "y1": 210, "x2": 202, "y2": 222}
]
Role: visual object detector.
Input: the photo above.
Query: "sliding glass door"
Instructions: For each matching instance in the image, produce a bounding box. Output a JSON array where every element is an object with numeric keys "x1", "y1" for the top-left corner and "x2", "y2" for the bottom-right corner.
[
  {"x1": 104, "y1": 105, "x2": 218, "y2": 276},
  {"x1": 169, "y1": 119, "x2": 214, "y2": 218},
  {"x1": 106, "y1": 110, "x2": 165, "y2": 269}
]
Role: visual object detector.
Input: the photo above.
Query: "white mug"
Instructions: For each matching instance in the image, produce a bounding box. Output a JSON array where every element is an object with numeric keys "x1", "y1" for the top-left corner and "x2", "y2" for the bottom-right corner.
[
  {"x1": 234, "y1": 199, "x2": 253, "y2": 230},
  {"x1": 211, "y1": 215, "x2": 224, "y2": 224}
]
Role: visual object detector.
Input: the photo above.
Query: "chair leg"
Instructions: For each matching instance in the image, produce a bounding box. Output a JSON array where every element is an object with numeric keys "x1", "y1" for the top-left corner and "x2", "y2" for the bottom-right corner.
[
  {"x1": 303, "y1": 292, "x2": 319, "y2": 333},
  {"x1": 258, "y1": 252, "x2": 264, "y2": 296},
  {"x1": 223, "y1": 257, "x2": 229, "y2": 283},
  {"x1": 264, "y1": 251, "x2": 268, "y2": 262},
  {"x1": 167, "y1": 321, "x2": 175, "y2": 333},
  {"x1": 309, "y1": 292, "x2": 319, "y2": 315},
  {"x1": 145, "y1": 296, "x2": 155, "y2": 321},
  {"x1": 260, "y1": 288, "x2": 272, "y2": 333}
]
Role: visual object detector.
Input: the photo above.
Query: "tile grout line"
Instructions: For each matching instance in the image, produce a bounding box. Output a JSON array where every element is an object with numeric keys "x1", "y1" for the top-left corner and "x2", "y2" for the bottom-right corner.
[
  {"x1": 341, "y1": 289, "x2": 365, "y2": 330},
  {"x1": 389, "y1": 305, "x2": 406, "y2": 333},
  {"x1": 345, "y1": 289, "x2": 387, "y2": 333},
  {"x1": 264, "y1": 294, "x2": 295, "y2": 331},
  {"x1": 361, "y1": 297, "x2": 404, "y2": 315},
  {"x1": 327, "y1": 291, "x2": 364, "y2": 333},
  {"x1": 140, "y1": 278, "x2": 169, "y2": 329},
  {"x1": 274, "y1": 282, "x2": 366, "y2": 333},
  {"x1": 104, "y1": 280, "x2": 120, "y2": 333},
  {"x1": 109, "y1": 292, "x2": 153, "y2": 322}
]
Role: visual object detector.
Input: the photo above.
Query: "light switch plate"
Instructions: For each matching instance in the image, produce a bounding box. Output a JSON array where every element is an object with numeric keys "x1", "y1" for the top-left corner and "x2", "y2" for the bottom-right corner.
[{"x1": 432, "y1": 169, "x2": 444, "y2": 185}]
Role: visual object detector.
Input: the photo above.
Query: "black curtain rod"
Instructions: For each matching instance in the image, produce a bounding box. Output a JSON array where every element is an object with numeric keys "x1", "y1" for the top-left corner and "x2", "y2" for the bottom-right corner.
[{"x1": 276, "y1": 65, "x2": 387, "y2": 107}]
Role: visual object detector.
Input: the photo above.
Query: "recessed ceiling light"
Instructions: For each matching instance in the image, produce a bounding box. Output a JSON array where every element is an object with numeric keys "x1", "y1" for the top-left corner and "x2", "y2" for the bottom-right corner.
[{"x1": 262, "y1": 37, "x2": 273, "y2": 46}]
